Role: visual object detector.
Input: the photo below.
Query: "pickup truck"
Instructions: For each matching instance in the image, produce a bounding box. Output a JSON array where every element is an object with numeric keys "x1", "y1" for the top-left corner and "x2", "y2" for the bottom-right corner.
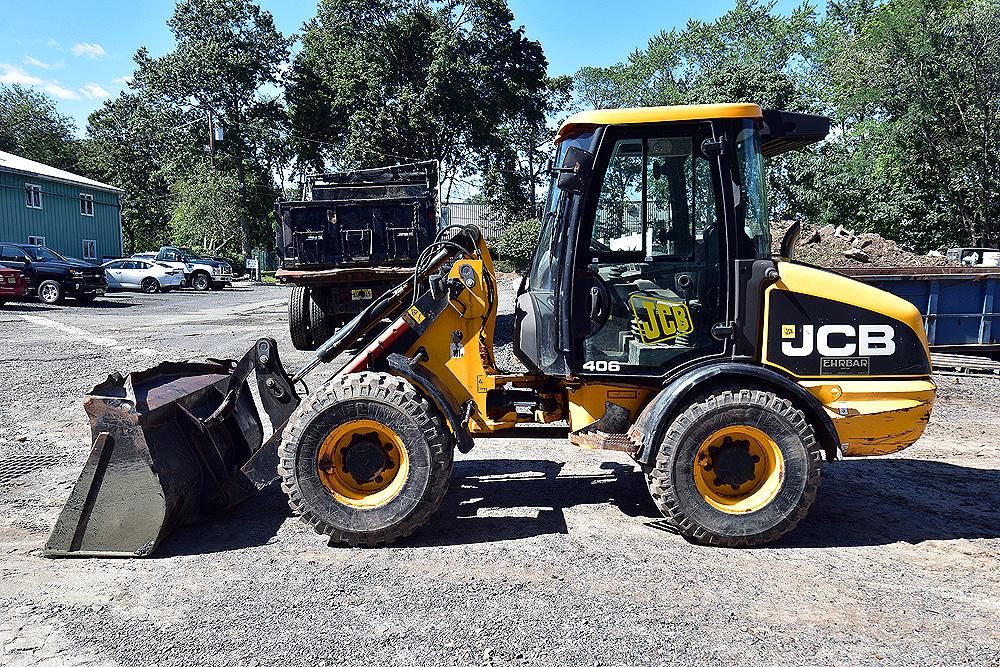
[
  {"x1": 133, "y1": 246, "x2": 234, "y2": 291},
  {"x1": 0, "y1": 266, "x2": 27, "y2": 305},
  {"x1": 275, "y1": 162, "x2": 438, "y2": 350},
  {"x1": 0, "y1": 243, "x2": 107, "y2": 304}
]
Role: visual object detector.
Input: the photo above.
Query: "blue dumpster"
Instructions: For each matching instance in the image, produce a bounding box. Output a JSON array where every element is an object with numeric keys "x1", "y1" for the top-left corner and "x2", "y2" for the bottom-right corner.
[{"x1": 840, "y1": 267, "x2": 1000, "y2": 351}]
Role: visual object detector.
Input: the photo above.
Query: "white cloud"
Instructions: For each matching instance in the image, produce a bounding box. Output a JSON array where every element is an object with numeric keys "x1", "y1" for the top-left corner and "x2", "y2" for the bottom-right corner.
[
  {"x1": 24, "y1": 55, "x2": 63, "y2": 70},
  {"x1": 80, "y1": 83, "x2": 110, "y2": 99},
  {"x1": 112, "y1": 74, "x2": 133, "y2": 85},
  {"x1": 44, "y1": 82, "x2": 80, "y2": 100},
  {"x1": 71, "y1": 42, "x2": 106, "y2": 60},
  {"x1": 0, "y1": 63, "x2": 43, "y2": 86},
  {"x1": 46, "y1": 39, "x2": 62, "y2": 50}
]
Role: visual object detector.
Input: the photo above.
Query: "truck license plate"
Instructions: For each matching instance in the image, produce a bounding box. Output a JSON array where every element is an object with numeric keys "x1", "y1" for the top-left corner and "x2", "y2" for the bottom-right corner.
[{"x1": 351, "y1": 289, "x2": 373, "y2": 301}]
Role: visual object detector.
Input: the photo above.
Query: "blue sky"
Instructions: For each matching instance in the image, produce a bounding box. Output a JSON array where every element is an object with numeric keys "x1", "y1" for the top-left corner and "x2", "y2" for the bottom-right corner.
[{"x1": 0, "y1": 0, "x2": 807, "y2": 134}]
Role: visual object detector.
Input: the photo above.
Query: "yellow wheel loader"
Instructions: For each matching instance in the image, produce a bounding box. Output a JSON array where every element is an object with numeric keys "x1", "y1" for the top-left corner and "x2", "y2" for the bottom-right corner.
[{"x1": 45, "y1": 103, "x2": 936, "y2": 557}]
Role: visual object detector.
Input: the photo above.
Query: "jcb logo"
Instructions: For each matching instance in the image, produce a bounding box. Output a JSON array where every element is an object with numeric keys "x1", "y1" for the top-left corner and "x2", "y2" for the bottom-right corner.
[
  {"x1": 630, "y1": 295, "x2": 694, "y2": 344},
  {"x1": 781, "y1": 324, "x2": 895, "y2": 357}
]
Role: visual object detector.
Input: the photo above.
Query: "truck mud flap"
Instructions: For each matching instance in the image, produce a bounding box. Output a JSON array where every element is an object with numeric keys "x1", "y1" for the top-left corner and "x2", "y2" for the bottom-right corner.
[{"x1": 44, "y1": 339, "x2": 299, "y2": 558}]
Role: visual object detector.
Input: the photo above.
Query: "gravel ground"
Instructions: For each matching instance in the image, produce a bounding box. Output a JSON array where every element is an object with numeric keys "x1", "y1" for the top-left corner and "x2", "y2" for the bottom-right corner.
[{"x1": 1, "y1": 283, "x2": 999, "y2": 667}]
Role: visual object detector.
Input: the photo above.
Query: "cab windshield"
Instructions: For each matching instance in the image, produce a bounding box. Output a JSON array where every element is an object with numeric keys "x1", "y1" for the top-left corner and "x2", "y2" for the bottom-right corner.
[
  {"x1": 25, "y1": 246, "x2": 68, "y2": 262},
  {"x1": 734, "y1": 122, "x2": 770, "y2": 258}
]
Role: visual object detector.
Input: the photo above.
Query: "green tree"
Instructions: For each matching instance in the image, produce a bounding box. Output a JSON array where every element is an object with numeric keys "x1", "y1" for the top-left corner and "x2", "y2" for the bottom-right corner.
[
  {"x1": 80, "y1": 93, "x2": 200, "y2": 253},
  {"x1": 132, "y1": 0, "x2": 293, "y2": 257},
  {"x1": 0, "y1": 84, "x2": 80, "y2": 171},
  {"x1": 286, "y1": 0, "x2": 550, "y2": 199},
  {"x1": 480, "y1": 75, "x2": 575, "y2": 223},
  {"x1": 169, "y1": 161, "x2": 243, "y2": 252},
  {"x1": 824, "y1": 0, "x2": 1000, "y2": 248}
]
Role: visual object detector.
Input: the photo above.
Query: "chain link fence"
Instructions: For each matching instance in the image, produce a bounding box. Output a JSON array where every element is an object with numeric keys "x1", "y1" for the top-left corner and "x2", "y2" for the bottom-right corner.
[{"x1": 443, "y1": 202, "x2": 541, "y2": 242}]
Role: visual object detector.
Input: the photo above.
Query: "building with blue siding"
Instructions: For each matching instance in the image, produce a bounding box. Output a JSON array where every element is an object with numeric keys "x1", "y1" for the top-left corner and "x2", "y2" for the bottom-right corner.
[{"x1": 0, "y1": 151, "x2": 124, "y2": 264}]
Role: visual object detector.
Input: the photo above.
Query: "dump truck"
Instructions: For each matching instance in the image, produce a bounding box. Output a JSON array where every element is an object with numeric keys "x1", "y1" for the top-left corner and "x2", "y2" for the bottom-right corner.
[
  {"x1": 46, "y1": 103, "x2": 936, "y2": 557},
  {"x1": 275, "y1": 162, "x2": 438, "y2": 350}
]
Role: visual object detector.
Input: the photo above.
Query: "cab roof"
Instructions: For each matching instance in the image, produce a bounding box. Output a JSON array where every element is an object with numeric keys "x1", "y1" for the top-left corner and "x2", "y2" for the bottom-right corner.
[{"x1": 556, "y1": 103, "x2": 763, "y2": 141}]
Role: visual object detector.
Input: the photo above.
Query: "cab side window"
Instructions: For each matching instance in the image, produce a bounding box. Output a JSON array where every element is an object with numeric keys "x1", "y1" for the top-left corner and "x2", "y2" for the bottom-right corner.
[{"x1": 592, "y1": 136, "x2": 714, "y2": 260}]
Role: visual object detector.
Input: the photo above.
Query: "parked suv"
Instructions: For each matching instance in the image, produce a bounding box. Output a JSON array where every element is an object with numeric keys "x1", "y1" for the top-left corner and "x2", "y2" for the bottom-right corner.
[
  {"x1": 0, "y1": 243, "x2": 107, "y2": 304},
  {"x1": 133, "y1": 246, "x2": 234, "y2": 291}
]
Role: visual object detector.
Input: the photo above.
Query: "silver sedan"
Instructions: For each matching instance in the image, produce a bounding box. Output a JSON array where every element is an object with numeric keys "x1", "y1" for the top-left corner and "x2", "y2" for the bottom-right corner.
[{"x1": 102, "y1": 259, "x2": 186, "y2": 294}]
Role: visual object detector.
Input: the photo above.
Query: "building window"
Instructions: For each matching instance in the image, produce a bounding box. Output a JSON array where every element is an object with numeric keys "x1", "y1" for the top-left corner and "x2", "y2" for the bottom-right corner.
[
  {"x1": 25, "y1": 184, "x2": 42, "y2": 209},
  {"x1": 27, "y1": 235, "x2": 46, "y2": 246},
  {"x1": 80, "y1": 193, "x2": 95, "y2": 216},
  {"x1": 82, "y1": 240, "x2": 97, "y2": 261}
]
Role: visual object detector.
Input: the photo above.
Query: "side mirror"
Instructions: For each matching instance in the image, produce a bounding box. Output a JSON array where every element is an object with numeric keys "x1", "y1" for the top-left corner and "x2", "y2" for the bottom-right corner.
[
  {"x1": 556, "y1": 146, "x2": 594, "y2": 195},
  {"x1": 780, "y1": 220, "x2": 800, "y2": 260}
]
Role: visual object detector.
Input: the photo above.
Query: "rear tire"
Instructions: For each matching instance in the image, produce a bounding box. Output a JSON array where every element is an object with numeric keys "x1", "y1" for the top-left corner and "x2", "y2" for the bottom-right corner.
[
  {"x1": 289, "y1": 285, "x2": 315, "y2": 351},
  {"x1": 278, "y1": 372, "x2": 453, "y2": 546},
  {"x1": 647, "y1": 386, "x2": 823, "y2": 547},
  {"x1": 308, "y1": 287, "x2": 335, "y2": 347},
  {"x1": 140, "y1": 277, "x2": 160, "y2": 294},
  {"x1": 37, "y1": 280, "x2": 63, "y2": 305}
]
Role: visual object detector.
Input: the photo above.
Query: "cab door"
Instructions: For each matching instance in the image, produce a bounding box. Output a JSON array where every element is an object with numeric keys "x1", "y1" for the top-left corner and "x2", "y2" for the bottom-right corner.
[{"x1": 572, "y1": 123, "x2": 729, "y2": 379}]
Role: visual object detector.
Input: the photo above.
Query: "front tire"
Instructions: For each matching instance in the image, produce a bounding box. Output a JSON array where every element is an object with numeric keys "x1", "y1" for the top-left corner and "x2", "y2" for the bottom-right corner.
[
  {"x1": 278, "y1": 372, "x2": 453, "y2": 546},
  {"x1": 141, "y1": 277, "x2": 160, "y2": 294},
  {"x1": 191, "y1": 272, "x2": 211, "y2": 291},
  {"x1": 37, "y1": 280, "x2": 63, "y2": 305},
  {"x1": 647, "y1": 386, "x2": 823, "y2": 547}
]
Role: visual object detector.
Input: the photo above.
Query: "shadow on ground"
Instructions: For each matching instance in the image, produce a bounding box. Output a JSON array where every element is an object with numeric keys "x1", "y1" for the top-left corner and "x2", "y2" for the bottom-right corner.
[
  {"x1": 76, "y1": 299, "x2": 135, "y2": 309},
  {"x1": 157, "y1": 484, "x2": 292, "y2": 557},
  {"x1": 778, "y1": 458, "x2": 1000, "y2": 548},
  {"x1": 155, "y1": 457, "x2": 1000, "y2": 555},
  {"x1": 400, "y1": 459, "x2": 658, "y2": 548}
]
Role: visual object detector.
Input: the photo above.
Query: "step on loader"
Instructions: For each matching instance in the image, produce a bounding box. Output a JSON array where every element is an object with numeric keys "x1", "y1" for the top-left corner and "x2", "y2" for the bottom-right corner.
[{"x1": 45, "y1": 104, "x2": 936, "y2": 556}]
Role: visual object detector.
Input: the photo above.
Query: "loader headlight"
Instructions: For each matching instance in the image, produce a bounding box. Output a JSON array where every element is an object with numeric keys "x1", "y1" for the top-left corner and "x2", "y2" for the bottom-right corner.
[{"x1": 69, "y1": 269, "x2": 85, "y2": 278}]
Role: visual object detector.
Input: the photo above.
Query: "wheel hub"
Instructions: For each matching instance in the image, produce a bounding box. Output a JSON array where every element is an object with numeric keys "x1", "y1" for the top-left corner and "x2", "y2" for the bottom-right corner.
[
  {"x1": 315, "y1": 419, "x2": 409, "y2": 508},
  {"x1": 340, "y1": 432, "x2": 394, "y2": 485},
  {"x1": 693, "y1": 425, "x2": 784, "y2": 513},
  {"x1": 707, "y1": 437, "x2": 759, "y2": 490}
]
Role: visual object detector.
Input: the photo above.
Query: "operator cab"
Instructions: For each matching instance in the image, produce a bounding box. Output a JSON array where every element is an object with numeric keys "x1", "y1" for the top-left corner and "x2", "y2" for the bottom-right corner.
[{"x1": 514, "y1": 103, "x2": 830, "y2": 382}]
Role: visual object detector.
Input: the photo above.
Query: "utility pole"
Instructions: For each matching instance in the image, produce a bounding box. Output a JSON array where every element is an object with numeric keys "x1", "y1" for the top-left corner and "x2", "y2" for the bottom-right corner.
[{"x1": 207, "y1": 111, "x2": 216, "y2": 168}]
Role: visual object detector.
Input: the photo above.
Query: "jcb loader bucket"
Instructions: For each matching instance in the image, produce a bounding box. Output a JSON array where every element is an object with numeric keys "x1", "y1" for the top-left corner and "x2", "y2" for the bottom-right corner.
[{"x1": 44, "y1": 339, "x2": 299, "y2": 557}]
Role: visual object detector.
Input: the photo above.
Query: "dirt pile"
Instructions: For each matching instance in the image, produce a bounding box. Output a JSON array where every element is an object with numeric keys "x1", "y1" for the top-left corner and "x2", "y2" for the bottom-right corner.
[{"x1": 771, "y1": 221, "x2": 948, "y2": 268}]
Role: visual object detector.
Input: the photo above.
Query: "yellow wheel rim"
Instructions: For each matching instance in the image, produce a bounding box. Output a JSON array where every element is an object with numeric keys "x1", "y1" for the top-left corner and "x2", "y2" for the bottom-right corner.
[
  {"x1": 316, "y1": 419, "x2": 409, "y2": 508},
  {"x1": 692, "y1": 425, "x2": 784, "y2": 513}
]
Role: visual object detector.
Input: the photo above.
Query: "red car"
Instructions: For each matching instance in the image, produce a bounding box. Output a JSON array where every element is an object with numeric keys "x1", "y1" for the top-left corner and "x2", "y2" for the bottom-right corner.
[{"x1": 0, "y1": 266, "x2": 27, "y2": 306}]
